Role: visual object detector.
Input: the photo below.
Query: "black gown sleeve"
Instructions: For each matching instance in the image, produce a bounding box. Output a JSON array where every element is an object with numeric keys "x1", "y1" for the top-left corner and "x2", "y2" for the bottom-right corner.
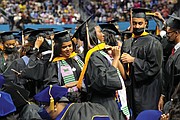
[
  {"x1": 43, "y1": 62, "x2": 60, "y2": 87},
  {"x1": 3, "y1": 60, "x2": 18, "y2": 82},
  {"x1": 20, "y1": 52, "x2": 50, "y2": 81},
  {"x1": 132, "y1": 40, "x2": 163, "y2": 82}
]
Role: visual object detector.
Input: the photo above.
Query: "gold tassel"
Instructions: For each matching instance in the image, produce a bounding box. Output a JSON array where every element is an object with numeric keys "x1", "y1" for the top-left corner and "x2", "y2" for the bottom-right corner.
[{"x1": 49, "y1": 85, "x2": 54, "y2": 111}]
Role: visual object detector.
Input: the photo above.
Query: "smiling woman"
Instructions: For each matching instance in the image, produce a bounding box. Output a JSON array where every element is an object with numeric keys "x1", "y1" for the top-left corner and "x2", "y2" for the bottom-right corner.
[
  {"x1": 60, "y1": 41, "x2": 73, "y2": 58},
  {"x1": 44, "y1": 30, "x2": 86, "y2": 103}
]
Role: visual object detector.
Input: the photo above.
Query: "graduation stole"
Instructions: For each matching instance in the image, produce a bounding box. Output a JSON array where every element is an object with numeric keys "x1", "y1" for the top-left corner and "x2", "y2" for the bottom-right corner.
[
  {"x1": 56, "y1": 54, "x2": 84, "y2": 85},
  {"x1": 77, "y1": 43, "x2": 106, "y2": 89},
  {"x1": 99, "y1": 50, "x2": 130, "y2": 120},
  {"x1": 53, "y1": 52, "x2": 77, "y2": 62}
]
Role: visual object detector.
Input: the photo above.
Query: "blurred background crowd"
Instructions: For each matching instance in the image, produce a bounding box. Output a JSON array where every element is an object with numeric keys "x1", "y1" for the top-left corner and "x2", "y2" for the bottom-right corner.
[{"x1": 0, "y1": 0, "x2": 178, "y2": 25}]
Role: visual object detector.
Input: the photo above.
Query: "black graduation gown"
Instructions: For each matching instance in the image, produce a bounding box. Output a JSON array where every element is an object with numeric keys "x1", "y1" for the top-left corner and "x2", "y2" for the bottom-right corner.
[
  {"x1": 0, "y1": 52, "x2": 19, "y2": 73},
  {"x1": 3, "y1": 51, "x2": 50, "y2": 97},
  {"x1": 127, "y1": 34, "x2": 163, "y2": 117},
  {"x1": 162, "y1": 47, "x2": 180, "y2": 101},
  {"x1": 56, "y1": 102, "x2": 113, "y2": 120},
  {"x1": 85, "y1": 51, "x2": 125, "y2": 120}
]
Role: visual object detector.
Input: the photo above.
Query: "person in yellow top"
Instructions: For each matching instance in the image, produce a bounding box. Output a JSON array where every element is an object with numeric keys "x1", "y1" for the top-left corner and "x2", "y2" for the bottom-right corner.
[{"x1": 18, "y1": 1, "x2": 26, "y2": 13}]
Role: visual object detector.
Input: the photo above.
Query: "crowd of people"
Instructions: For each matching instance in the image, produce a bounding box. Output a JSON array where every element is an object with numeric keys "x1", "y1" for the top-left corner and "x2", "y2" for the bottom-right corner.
[
  {"x1": 0, "y1": 0, "x2": 180, "y2": 120},
  {"x1": 0, "y1": 0, "x2": 177, "y2": 25}
]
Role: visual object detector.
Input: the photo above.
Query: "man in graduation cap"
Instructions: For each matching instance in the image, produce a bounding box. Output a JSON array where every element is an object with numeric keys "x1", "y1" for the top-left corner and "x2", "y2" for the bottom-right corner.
[
  {"x1": 3, "y1": 29, "x2": 53, "y2": 97},
  {"x1": 0, "y1": 31, "x2": 20, "y2": 73},
  {"x1": 121, "y1": 8, "x2": 163, "y2": 117},
  {"x1": 158, "y1": 15, "x2": 180, "y2": 113},
  {"x1": 34, "y1": 85, "x2": 112, "y2": 120}
]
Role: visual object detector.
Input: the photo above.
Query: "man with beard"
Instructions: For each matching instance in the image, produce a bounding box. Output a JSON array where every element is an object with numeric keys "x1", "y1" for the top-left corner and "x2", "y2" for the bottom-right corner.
[
  {"x1": 121, "y1": 8, "x2": 163, "y2": 118},
  {"x1": 0, "y1": 31, "x2": 20, "y2": 73},
  {"x1": 158, "y1": 15, "x2": 180, "y2": 112}
]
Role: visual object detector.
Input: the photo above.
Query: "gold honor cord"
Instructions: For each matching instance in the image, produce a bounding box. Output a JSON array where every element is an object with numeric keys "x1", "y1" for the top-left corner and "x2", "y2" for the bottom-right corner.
[{"x1": 77, "y1": 43, "x2": 106, "y2": 89}]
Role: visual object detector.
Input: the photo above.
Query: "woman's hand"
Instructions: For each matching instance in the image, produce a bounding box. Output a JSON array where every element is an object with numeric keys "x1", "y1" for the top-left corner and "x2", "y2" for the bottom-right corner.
[{"x1": 112, "y1": 46, "x2": 121, "y2": 60}]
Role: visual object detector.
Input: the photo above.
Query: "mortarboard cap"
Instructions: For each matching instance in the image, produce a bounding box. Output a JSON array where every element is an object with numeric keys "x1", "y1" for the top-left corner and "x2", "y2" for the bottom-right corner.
[
  {"x1": 77, "y1": 19, "x2": 84, "y2": 24},
  {"x1": 136, "y1": 110, "x2": 162, "y2": 120},
  {"x1": 72, "y1": 15, "x2": 97, "y2": 41},
  {"x1": 63, "y1": 27, "x2": 72, "y2": 31},
  {"x1": 15, "y1": 28, "x2": 35, "y2": 43},
  {"x1": 99, "y1": 23, "x2": 121, "y2": 35},
  {"x1": 132, "y1": 8, "x2": 152, "y2": 19},
  {"x1": 38, "y1": 28, "x2": 55, "y2": 36},
  {"x1": 54, "y1": 30, "x2": 71, "y2": 44},
  {"x1": 0, "y1": 91, "x2": 16, "y2": 117},
  {"x1": 63, "y1": 27, "x2": 73, "y2": 36},
  {"x1": 120, "y1": 30, "x2": 132, "y2": 41},
  {"x1": 34, "y1": 85, "x2": 68, "y2": 104},
  {"x1": 23, "y1": 28, "x2": 35, "y2": 35},
  {"x1": 2, "y1": 82, "x2": 30, "y2": 110},
  {"x1": 121, "y1": 30, "x2": 132, "y2": 35},
  {"x1": 167, "y1": 15, "x2": 180, "y2": 29},
  {"x1": 27, "y1": 30, "x2": 47, "y2": 42},
  {"x1": 106, "y1": 19, "x2": 118, "y2": 24},
  {"x1": 0, "y1": 31, "x2": 19, "y2": 42},
  {"x1": 38, "y1": 28, "x2": 54, "y2": 31},
  {"x1": 0, "y1": 74, "x2": 5, "y2": 88}
]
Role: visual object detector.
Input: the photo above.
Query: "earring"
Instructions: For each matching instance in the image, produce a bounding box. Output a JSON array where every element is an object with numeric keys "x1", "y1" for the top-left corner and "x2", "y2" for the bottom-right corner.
[{"x1": 54, "y1": 105, "x2": 57, "y2": 112}]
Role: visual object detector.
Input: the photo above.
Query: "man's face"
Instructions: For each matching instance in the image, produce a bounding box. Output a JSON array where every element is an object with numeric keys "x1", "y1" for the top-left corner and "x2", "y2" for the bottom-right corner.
[
  {"x1": 166, "y1": 27, "x2": 177, "y2": 42},
  {"x1": 4, "y1": 39, "x2": 16, "y2": 48},
  {"x1": 132, "y1": 18, "x2": 147, "y2": 29}
]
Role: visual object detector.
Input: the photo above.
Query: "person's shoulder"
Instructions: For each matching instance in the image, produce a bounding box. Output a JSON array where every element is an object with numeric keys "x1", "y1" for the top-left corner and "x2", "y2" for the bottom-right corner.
[{"x1": 146, "y1": 34, "x2": 161, "y2": 43}]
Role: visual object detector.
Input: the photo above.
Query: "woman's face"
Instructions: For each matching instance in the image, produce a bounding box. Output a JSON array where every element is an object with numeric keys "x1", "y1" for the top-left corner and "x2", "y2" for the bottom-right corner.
[
  {"x1": 95, "y1": 26, "x2": 104, "y2": 43},
  {"x1": 60, "y1": 41, "x2": 73, "y2": 57}
]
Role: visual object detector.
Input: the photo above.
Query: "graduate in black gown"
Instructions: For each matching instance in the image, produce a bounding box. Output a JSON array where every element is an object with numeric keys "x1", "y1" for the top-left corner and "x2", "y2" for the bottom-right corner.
[
  {"x1": 73, "y1": 16, "x2": 125, "y2": 120},
  {"x1": 3, "y1": 29, "x2": 53, "y2": 97},
  {"x1": 158, "y1": 15, "x2": 180, "y2": 111},
  {"x1": 121, "y1": 8, "x2": 163, "y2": 117},
  {"x1": 44, "y1": 30, "x2": 85, "y2": 102},
  {"x1": 0, "y1": 31, "x2": 20, "y2": 73},
  {"x1": 34, "y1": 85, "x2": 112, "y2": 120}
]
